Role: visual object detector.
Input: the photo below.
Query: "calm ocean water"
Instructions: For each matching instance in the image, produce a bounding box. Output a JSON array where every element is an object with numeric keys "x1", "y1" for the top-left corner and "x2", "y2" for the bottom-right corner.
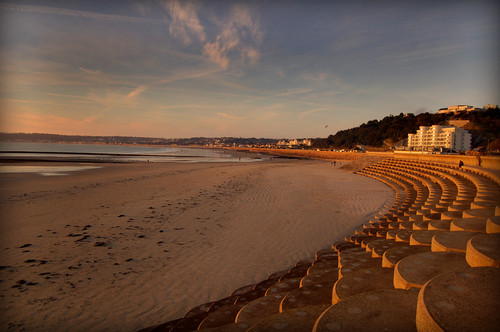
[{"x1": 0, "y1": 142, "x2": 264, "y2": 175}]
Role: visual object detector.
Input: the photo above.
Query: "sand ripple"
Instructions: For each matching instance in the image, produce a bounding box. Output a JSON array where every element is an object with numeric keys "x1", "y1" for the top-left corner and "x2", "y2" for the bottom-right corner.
[{"x1": 0, "y1": 160, "x2": 391, "y2": 331}]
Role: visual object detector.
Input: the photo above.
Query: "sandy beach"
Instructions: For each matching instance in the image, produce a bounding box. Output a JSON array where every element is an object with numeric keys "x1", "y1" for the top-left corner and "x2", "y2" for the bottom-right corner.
[{"x1": 0, "y1": 159, "x2": 393, "y2": 331}]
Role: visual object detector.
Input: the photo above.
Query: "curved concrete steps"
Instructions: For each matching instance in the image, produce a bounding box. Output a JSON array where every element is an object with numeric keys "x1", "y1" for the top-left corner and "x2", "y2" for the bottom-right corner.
[
  {"x1": 235, "y1": 292, "x2": 288, "y2": 326},
  {"x1": 470, "y1": 200, "x2": 499, "y2": 209},
  {"x1": 332, "y1": 241, "x2": 358, "y2": 252},
  {"x1": 409, "y1": 230, "x2": 442, "y2": 246},
  {"x1": 300, "y1": 266, "x2": 338, "y2": 288},
  {"x1": 315, "y1": 249, "x2": 338, "y2": 261},
  {"x1": 208, "y1": 295, "x2": 241, "y2": 313},
  {"x1": 416, "y1": 267, "x2": 500, "y2": 332},
  {"x1": 370, "y1": 240, "x2": 406, "y2": 258},
  {"x1": 431, "y1": 231, "x2": 478, "y2": 253},
  {"x1": 313, "y1": 289, "x2": 419, "y2": 332},
  {"x1": 450, "y1": 217, "x2": 486, "y2": 232},
  {"x1": 412, "y1": 219, "x2": 429, "y2": 230},
  {"x1": 183, "y1": 302, "x2": 215, "y2": 319},
  {"x1": 332, "y1": 266, "x2": 394, "y2": 304},
  {"x1": 394, "y1": 251, "x2": 469, "y2": 289},
  {"x1": 265, "y1": 278, "x2": 302, "y2": 296},
  {"x1": 141, "y1": 157, "x2": 500, "y2": 331},
  {"x1": 382, "y1": 244, "x2": 430, "y2": 268},
  {"x1": 486, "y1": 216, "x2": 500, "y2": 233},
  {"x1": 440, "y1": 210, "x2": 463, "y2": 220},
  {"x1": 338, "y1": 249, "x2": 371, "y2": 267},
  {"x1": 280, "y1": 283, "x2": 333, "y2": 311},
  {"x1": 198, "y1": 304, "x2": 245, "y2": 330},
  {"x1": 386, "y1": 229, "x2": 404, "y2": 240},
  {"x1": 231, "y1": 284, "x2": 257, "y2": 297},
  {"x1": 169, "y1": 312, "x2": 210, "y2": 332},
  {"x1": 338, "y1": 258, "x2": 383, "y2": 279},
  {"x1": 279, "y1": 264, "x2": 310, "y2": 282},
  {"x1": 395, "y1": 229, "x2": 415, "y2": 242},
  {"x1": 463, "y1": 207, "x2": 496, "y2": 219},
  {"x1": 248, "y1": 305, "x2": 329, "y2": 332},
  {"x1": 466, "y1": 233, "x2": 500, "y2": 267},
  {"x1": 428, "y1": 219, "x2": 451, "y2": 231}
]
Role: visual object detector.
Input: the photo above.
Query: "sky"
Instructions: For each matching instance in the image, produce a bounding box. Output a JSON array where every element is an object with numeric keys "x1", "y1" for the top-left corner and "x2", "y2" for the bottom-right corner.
[{"x1": 0, "y1": 0, "x2": 499, "y2": 139}]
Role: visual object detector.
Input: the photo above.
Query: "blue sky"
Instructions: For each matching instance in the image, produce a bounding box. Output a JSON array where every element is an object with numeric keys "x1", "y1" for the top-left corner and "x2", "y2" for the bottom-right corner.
[{"x1": 0, "y1": 0, "x2": 498, "y2": 138}]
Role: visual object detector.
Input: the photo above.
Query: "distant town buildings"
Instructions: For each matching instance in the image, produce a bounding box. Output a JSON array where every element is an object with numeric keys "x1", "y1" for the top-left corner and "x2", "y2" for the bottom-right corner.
[
  {"x1": 277, "y1": 139, "x2": 312, "y2": 148},
  {"x1": 437, "y1": 104, "x2": 498, "y2": 114},
  {"x1": 202, "y1": 137, "x2": 314, "y2": 149},
  {"x1": 483, "y1": 104, "x2": 498, "y2": 110},
  {"x1": 438, "y1": 105, "x2": 477, "y2": 114},
  {"x1": 407, "y1": 125, "x2": 471, "y2": 152}
]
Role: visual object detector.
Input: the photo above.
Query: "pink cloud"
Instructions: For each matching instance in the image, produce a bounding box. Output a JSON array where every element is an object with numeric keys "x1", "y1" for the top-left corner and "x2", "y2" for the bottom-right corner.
[
  {"x1": 216, "y1": 112, "x2": 243, "y2": 120},
  {"x1": 79, "y1": 67, "x2": 101, "y2": 75},
  {"x1": 166, "y1": 0, "x2": 206, "y2": 45},
  {"x1": 203, "y1": 42, "x2": 230, "y2": 70},
  {"x1": 1, "y1": 107, "x2": 103, "y2": 135},
  {"x1": 202, "y1": 4, "x2": 262, "y2": 69},
  {"x1": 127, "y1": 85, "x2": 147, "y2": 98}
]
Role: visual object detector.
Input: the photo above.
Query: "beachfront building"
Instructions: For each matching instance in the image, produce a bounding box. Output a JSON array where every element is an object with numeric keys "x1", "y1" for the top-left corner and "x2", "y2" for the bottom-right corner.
[
  {"x1": 407, "y1": 125, "x2": 471, "y2": 152},
  {"x1": 276, "y1": 139, "x2": 312, "y2": 148},
  {"x1": 290, "y1": 139, "x2": 312, "y2": 147}
]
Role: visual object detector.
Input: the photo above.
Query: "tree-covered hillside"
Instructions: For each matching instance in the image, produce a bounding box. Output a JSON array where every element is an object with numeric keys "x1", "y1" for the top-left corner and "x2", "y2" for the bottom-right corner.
[{"x1": 313, "y1": 108, "x2": 500, "y2": 150}]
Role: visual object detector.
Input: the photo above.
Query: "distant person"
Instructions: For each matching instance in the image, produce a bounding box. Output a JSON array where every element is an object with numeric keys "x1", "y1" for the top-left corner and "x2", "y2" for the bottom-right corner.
[
  {"x1": 458, "y1": 160, "x2": 463, "y2": 168},
  {"x1": 333, "y1": 161, "x2": 336, "y2": 166}
]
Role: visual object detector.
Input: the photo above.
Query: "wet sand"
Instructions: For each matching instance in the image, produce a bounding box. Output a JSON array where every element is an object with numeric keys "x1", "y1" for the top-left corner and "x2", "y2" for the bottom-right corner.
[{"x1": 0, "y1": 159, "x2": 393, "y2": 331}]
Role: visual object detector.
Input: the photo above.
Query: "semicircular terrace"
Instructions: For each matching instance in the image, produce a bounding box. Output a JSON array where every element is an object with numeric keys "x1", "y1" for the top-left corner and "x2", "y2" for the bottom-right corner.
[{"x1": 140, "y1": 156, "x2": 500, "y2": 332}]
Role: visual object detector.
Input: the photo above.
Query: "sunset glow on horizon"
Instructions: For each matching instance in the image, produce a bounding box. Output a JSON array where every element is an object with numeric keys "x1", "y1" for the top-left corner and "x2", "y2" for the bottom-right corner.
[{"x1": 1, "y1": 0, "x2": 499, "y2": 139}]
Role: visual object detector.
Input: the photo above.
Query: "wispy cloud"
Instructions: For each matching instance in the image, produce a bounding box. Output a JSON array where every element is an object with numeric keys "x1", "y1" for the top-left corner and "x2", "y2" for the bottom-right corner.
[
  {"x1": 203, "y1": 4, "x2": 263, "y2": 69},
  {"x1": 79, "y1": 67, "x2": 101, "y2": 75},
  {"x1": 165, "y1": 0, "x2": 205, "y2": 45},
  {"x1": 277, "y1": 88, "x2": 313, "y2": 96},
  {"x1": 203, "y1": 42, "x2": 231, "y2": 70},
  {"x1": 0, "y1": 98, "x2": 103, "y2": 134},
  {"x1": 0, "y1": 3, "x2": 167, "y2": 25},
  {"x1": 299, "y1": 108, "x2": 329, "y2": 118},
  {"x1": 127, "y1": 85, "x2": 147, "y2": 98},
  {"x1": 373, "y1": 42, "x2": 474, "y2": 64},
  {"x1": 216, "y1": 112, "x2": 243, "y2": 120}
]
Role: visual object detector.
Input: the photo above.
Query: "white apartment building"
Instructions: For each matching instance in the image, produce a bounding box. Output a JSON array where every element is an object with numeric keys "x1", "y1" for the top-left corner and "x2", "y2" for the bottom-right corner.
[{"x1": 407, "y1": 125, "x2": 471, "y2": 152}]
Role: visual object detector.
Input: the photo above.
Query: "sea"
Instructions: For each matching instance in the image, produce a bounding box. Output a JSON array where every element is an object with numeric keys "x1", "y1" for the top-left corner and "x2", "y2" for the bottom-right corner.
[{"x1": 0, "y1": 142, "x2": 265, "y2": 176}]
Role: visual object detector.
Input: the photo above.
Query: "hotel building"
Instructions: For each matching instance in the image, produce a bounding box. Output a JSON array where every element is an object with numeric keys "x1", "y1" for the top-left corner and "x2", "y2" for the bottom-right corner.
[{"x1": 407, "y1": 125, "x2": 471, "y2": 152}]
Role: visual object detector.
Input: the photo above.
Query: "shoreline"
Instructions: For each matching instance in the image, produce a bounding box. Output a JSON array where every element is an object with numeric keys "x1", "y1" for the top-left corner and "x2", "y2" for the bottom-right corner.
[{"x1": 0, "y1": 143, "x2": 274, "y2": 166}]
